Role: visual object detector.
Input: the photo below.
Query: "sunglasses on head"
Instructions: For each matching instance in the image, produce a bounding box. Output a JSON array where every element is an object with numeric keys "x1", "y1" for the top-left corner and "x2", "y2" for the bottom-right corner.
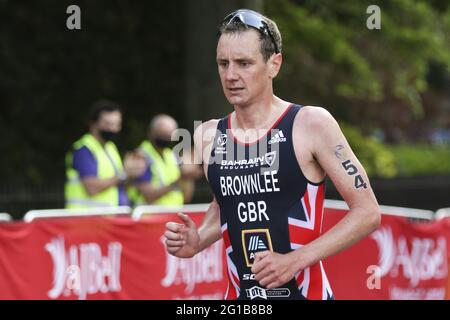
[{"x1": 221, "y1": 9, "x2": 280, "y2": 54}]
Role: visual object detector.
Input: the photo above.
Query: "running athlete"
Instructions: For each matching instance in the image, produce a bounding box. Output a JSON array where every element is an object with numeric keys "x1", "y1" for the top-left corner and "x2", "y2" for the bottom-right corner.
[{"x1": 164, "y1": 9, "x2": 381, "y2": 300}]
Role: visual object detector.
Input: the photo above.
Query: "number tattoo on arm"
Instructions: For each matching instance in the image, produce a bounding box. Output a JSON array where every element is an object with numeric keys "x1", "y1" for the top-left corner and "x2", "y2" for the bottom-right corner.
[{"x1": 335, "y1": 145, "x2": 368, "y2": 189}]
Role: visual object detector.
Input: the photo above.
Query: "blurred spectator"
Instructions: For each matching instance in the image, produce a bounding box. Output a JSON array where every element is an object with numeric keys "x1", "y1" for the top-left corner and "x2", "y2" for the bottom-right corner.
[
  {"x1": 65, "y1": 100, "x2": 146, "y2": 208},
  {"x1": 129, "y1": 114, "x2": 203, "y2": 206},
  {"x1": 430, "y1": 128, "x2": 450, "y2": 145}
]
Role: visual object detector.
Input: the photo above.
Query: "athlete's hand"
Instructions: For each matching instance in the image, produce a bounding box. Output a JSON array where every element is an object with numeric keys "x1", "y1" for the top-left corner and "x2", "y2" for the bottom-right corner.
[
  {"x1": 164, "y1": 212, "x2": 200, "y2": 258},
  {"x1": 251, "y1": 251, "x2": 300, "y2": 289}
]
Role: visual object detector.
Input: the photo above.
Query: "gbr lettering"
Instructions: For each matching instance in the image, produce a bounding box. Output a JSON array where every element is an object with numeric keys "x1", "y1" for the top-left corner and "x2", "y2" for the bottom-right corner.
[{"x1": 238, "y1": 201, "x2": 269, "y2": 223}]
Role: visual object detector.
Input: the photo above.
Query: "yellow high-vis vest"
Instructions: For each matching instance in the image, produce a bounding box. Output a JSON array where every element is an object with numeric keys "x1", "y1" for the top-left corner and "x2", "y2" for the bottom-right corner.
[
  {"x1": 65, "y1": 133, "x2": 123, "y2": 208},
  {"x1": 129, "y1": 140, "x2": 183, "y2": 206}
]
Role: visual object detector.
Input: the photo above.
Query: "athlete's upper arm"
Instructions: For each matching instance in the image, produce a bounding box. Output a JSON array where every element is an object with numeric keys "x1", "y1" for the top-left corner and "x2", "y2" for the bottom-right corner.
[
  {"x1": 193, "y1": 119, "x2": 219, "y2": 179},
  {"x1": 303, "y1": 107, "x2": 379, "y2": 211}
]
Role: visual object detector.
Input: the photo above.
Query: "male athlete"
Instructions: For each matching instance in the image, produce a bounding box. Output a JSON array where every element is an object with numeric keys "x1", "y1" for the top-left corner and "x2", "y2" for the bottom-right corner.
[{"x1": 164, "y1": 9, "x2": 381, "y2": 300}]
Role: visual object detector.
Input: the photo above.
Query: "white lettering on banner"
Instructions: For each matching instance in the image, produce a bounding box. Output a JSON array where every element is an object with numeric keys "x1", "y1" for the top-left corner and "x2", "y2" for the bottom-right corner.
[
  {"x1": 161, "y1": 237, "x2": 223, "y2": 295},
  {"x1": 45, "y1": 237, "x2": 122, "y2": 300},
  {"x1": 219, "y1": 171, "x2": 280, "y2": 197},
  {"x1": 389, "y1": 287, "x2": 446, "y2": 300},
  {"x1": 371, "y1": 227, "x2": 448, "y2": 289}
]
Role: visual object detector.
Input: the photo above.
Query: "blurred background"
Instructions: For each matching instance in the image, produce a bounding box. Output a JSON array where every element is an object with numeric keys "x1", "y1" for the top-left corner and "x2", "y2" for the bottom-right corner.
[{"x1": 0, "y1": 0, "x2": 449, "y2": 219}]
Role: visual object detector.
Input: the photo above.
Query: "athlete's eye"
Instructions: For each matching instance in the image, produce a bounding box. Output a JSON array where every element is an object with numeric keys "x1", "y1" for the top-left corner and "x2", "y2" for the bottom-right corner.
[{"x1": 218, "y1": 61, "x2": 229, "y2": 68}]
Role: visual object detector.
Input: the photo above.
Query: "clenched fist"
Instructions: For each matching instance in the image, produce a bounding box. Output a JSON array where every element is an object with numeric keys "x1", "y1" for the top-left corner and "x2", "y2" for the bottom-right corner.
[{"x1": 164, "y1": 212, "x2": 200, "y2": 258}]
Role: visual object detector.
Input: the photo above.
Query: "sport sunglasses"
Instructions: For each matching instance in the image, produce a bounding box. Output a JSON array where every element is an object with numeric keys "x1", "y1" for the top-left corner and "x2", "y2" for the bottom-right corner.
[{"x1": 221, "y1": 9, "x2": 280, "y2": 54}]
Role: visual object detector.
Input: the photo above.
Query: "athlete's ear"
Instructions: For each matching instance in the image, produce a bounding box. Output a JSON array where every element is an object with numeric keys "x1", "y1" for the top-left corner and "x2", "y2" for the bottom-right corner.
[{"x1": 268, "y1": 53, "x2": 282, "y2": 79}]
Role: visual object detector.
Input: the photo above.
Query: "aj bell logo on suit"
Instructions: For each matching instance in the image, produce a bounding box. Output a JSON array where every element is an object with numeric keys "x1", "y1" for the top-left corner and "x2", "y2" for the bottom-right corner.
[{"x1": 241, "y1": 229, "x2": 273, "y2": 267}]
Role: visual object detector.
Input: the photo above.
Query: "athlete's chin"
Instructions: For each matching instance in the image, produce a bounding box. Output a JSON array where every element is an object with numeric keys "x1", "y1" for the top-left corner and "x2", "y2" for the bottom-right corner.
[{"x1": 225, "y1": 95, "x2": 250, "y2": 107}]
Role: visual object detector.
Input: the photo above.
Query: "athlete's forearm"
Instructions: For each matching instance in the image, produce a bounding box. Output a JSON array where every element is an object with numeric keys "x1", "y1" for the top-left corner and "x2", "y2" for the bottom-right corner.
[
  {"x1": 197, "y1": 200, "x2": 222, "y2": 253},
  {"x1": 291, "y1": 205, "x2": 381, "y2": 271}
]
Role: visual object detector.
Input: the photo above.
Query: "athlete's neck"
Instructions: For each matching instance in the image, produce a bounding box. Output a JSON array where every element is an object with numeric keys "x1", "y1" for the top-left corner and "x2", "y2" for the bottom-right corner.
[{"x1": 232, "y1": 96, "x2": 289, "y2": 131}]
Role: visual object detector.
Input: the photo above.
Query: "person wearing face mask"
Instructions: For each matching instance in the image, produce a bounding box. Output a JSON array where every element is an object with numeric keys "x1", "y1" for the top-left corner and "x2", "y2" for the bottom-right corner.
[
  {"x1": 128, "y1": 114, "x2": 203, "y2": 206},
  {"x1": 64, "y1": 100, "x2": 146, "y2": 209}
]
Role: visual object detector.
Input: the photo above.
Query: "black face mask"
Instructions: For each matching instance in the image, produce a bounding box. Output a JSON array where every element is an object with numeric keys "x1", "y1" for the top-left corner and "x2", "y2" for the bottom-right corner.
[
  {"x1": 154, "y1": 138, "x2": 174, "y2": 149},
  {"x1": 99, "y1": 130, "x2": 119, "y2": 142}
]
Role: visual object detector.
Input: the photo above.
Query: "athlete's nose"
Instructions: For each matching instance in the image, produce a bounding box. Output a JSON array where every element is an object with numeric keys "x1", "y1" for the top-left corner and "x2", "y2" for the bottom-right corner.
[{"x1": 225, "y1": 63, "x2": 239, "y2": 81}]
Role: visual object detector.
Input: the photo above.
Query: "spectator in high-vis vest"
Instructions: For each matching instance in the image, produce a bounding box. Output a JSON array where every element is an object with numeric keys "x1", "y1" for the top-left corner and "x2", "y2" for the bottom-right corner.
[
  {"x1": 129, "y1": 114, "x2": 203, "y2": 206},
  {"x1": 65, "y1": 100, "x2": 146, "y2": 208}
]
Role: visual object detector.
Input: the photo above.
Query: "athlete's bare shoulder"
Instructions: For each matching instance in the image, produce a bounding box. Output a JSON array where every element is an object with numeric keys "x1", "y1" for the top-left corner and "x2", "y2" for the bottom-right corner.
[
  {"x1": 293, "y1": 105, "x2": 341, "y2": 148},
  {"x1": 292, "y1": 105, "x2": 341, "y2": 182},
  {"x1": 293, "y1": 105, "x2": 337, "y2": 133}
]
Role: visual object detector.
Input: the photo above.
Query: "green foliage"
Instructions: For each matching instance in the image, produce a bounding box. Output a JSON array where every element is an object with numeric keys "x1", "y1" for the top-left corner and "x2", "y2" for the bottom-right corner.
[
  {"x1": 266, "y1": 0, "x2": 450, "y2": 139},
  {"x1": 340, "y1": 124, "x2": 450, "y2": 178},
  {"x1": 387, "y1": 144, "x2": 450, "y2": 176},
  {"x1": 340, "y1": 123, "x2": 397, "y2": 178}
]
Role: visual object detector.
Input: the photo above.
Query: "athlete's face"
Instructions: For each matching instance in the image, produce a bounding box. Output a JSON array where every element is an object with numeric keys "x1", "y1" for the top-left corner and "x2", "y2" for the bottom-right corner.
[{"x1": 216, "y1": 29, "x2": 281, "y2": 108}]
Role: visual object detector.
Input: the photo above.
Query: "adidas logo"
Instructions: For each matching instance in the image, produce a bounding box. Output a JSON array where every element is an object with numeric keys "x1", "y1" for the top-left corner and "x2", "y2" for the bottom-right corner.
[
  {"x1": 248, "y1": 236, "x2": 267, "y2": 251},
  {"x1": 268, "y1": 130, "x2": 286, "y2": 144}
]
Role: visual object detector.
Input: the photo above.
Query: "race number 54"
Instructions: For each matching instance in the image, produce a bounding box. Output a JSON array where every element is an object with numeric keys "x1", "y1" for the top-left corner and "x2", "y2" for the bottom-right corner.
[{"x1": 342, "y1": 160, "x2": 368, "y2": 189}]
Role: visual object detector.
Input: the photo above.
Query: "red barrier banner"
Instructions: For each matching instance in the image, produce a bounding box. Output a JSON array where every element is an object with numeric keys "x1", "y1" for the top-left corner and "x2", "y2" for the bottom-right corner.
[
  {"x1": 0, "y1": 209, "x2": 449, "y2": 300},
  {"x1": 0, "y1": 214, "x2": 227, "y2": 300},
  {"x1": 323, "y1": 209, "x2": 450, "y2": 300}
]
